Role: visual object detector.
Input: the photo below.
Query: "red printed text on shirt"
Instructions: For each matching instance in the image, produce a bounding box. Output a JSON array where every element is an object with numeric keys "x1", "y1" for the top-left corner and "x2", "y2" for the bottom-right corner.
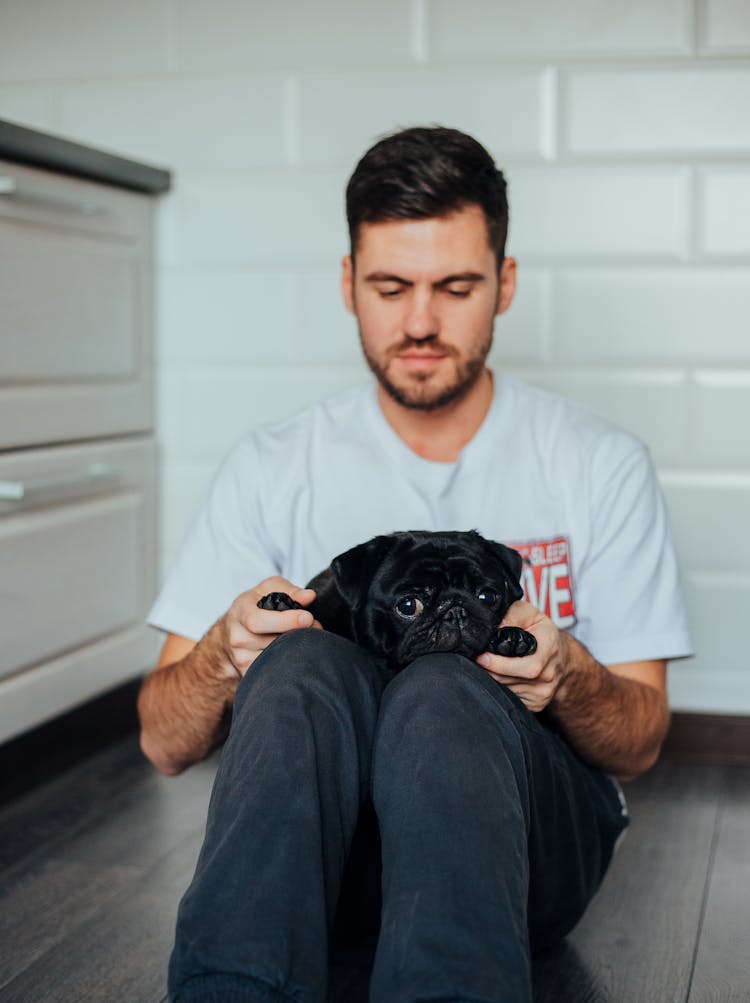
[{"x1": 509, "y1": 536, "x2": 577, "y2": 629}]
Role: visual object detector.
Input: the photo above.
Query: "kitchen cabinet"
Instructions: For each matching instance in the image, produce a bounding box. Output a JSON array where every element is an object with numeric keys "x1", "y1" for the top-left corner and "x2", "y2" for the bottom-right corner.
[{"x1": 0, "y1": 119, "x2": 170, "y2": 743}]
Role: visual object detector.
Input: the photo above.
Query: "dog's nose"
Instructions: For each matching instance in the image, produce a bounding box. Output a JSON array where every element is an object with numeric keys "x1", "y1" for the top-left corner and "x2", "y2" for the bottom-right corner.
[{"x1": 444, "y1": 606, "x2": 468, "y2": 627}]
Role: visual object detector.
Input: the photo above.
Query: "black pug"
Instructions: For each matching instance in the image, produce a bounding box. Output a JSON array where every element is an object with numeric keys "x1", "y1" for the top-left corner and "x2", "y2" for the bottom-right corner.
[{"x1": 257, "y1": 530, "x2": 537, "y2": 671}]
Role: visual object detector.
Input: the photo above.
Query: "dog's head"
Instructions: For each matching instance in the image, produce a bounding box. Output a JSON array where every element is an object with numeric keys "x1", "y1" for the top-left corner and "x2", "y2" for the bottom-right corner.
[{"x1": 323, "y1": 530, "x2": 524, "y2": 668}]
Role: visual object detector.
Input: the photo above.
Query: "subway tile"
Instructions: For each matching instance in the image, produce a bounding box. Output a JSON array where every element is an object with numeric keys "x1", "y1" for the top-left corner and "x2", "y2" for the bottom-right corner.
[
  {"x1": 701, "y1": 168, "x2": 750, "y2": 256},
  {"x1": 0, "y1": 0, "x2": 170, "y2": 81},
  {"x1": 428, "y1": 0, "x2": 691, "y2": 59},
  {"x1": 508, "y1": 167, "x2": 690, "y2": 259},
  {"x1": 565, "y1": 67, "x2": 750, "y2": 155},
  {"x1": 691, "y1": 371, "x2": 750, "y2": 467},
  {"x1": 158, "y1": 461, "x2": 218, "y2": 568},
  {"x1": 660, "y1": 473, "x2": 750, "y2": 575},
  {"x1": 668, "y1": 665, "x2": 750, "y2": 713},
  {"x1": 489, "y1": 270, "x2": 552, "y2": 364},
  {"x1": 668, "y1": 573, "x2": 750, "y2": 712},
  {"x1": 178, "y1": 172, "x2": 348, "y2": 266},
  {"x1": 298, "y1": 271, "x2": 366, "y2": 365},
  {"x1": 298, "y1": 69, "x2": 551, "y2": 168},
  {"x1": 700, "y1": 0, "x2": 750, "y2": 53},
  {"x1": 160, "y1": 367, "x2": 365, "y2": 462},
  {"x1": 509, "y1": 369, "x2": 688, "y2": 467},
  {"x1": 175, "y1": 0, "x2": 412, "y2": 71},
  {"x1": 0, "y1": 87, "x2": 59, "y2": 133},
  {"x1": 158, "y1": 272, "x2": 299, "y2": 366},
  {"x1": 60, "y1": 77, "x2": 287, "y2": 171},
  {"x1": 556, "y1": 268, "x2": 750, "y2": 362}
]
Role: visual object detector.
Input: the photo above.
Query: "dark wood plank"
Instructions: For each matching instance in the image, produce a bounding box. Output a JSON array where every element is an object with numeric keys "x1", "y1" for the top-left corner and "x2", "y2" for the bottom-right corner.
[
  {"x1": 621, "y1": 757, "x2": 730, "y2": 807},
  {"x1": 52, "y1": 753, "x2": 216, "y2": 870},
  {"x1": 533, "y1": 794, "x2": 720, "y2": 1003},
  {"x1": 0, "y1": 826, "x2": 206, "y2": 1003},
  {"x1": 688, "y1": 766, "x2": 750, "y2": 1003},
  {"x1": 0, "y1": 736, "x2": 217, "y2": 878},
  {"x1": 0, "y1": 857, "x2": 142, "y2": 991},
  {"x1": 0, "y1": 736, "x2": 154, "y2": 873}
]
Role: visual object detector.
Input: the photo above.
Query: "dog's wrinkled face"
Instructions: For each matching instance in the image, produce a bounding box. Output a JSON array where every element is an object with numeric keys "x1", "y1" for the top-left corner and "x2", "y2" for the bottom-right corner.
[{"x1": 329, "y1": 530, "x2": 524, "y2": 667}]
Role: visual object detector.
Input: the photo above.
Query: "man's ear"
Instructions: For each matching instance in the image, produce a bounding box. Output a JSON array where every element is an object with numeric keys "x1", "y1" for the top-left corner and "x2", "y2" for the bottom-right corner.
[
  {"x1": 495, "y1": 256, "x2": 517, "y2": 317},
  {"x1": 341, "y1": 254, "x2": 355, "y2": 315}
]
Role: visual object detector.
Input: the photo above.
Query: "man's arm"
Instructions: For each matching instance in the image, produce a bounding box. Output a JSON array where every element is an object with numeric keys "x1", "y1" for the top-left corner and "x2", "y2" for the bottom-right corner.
[
  {"x1": 138, "y1": 579, "x2": 319, "y2": 776},
  {"x1": 477, "y1": 600, "x2": 670, "y2": 780}
]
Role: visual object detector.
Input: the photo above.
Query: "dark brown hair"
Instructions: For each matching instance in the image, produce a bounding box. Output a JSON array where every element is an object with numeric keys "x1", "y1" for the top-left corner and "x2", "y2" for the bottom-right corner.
[{"x1": 345, "y1": 125, "x2": 509, "y2": 267}]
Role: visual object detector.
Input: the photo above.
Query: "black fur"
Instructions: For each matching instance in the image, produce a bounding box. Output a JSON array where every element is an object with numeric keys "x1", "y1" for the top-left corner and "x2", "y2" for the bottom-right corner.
[{"x1": 258, "y1": 530, "x2": 537, "y2": 671}]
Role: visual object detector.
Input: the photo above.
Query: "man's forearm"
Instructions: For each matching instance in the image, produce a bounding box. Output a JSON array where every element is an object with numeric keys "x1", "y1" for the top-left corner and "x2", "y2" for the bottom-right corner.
[
  {"x1": 548, "y1": 634, "x2": 670, "y2": 780},
  {"x1": 137, "y1": 620, "x2": 240, "y2": 775}
]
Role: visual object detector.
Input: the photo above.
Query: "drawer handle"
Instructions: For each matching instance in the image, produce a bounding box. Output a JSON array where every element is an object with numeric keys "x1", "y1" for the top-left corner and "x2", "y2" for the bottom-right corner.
[
  {"x1": 0, "y1": 175, "x2": 106, "y2": 215},
  {"x1": 0, "y1": 464, "x2": 118, "y2": 507}
]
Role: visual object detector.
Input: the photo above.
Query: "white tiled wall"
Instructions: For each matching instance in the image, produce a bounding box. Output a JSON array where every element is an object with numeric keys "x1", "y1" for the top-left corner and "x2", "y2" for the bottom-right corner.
[{"x1": 1, "y1": 0, "x2": 748, "y2": 713}]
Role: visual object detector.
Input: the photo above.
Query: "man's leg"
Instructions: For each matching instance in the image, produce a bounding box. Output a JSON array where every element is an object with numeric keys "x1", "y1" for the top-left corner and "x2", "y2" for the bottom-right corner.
[
  {"x1": 369, "y1": 653, "x2": 628, "y2": 1003},
  {"x1": 168, "y1": 629, "x2": 388, "y2": 1003}
]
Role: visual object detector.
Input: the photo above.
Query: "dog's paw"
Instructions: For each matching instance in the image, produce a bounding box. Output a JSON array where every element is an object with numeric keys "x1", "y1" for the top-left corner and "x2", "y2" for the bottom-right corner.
[
  {"x1": 490, "y1": 626, "x2": 538, "y2": 658},
  {"x1": 257, "y1": 592, "x2": 302, "y2": 612}
]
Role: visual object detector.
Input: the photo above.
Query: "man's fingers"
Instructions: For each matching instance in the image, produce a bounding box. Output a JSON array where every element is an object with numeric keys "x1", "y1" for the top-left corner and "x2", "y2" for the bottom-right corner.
[
  {"x1": 477, "y1": 651, "x2": 539, "y2": 679},
  {"x1": 291, "y1": 587, "x2": 317, "y2": 606},
  {"x1": 248, "y1": 606, "x2": 314, "y2": 635}
]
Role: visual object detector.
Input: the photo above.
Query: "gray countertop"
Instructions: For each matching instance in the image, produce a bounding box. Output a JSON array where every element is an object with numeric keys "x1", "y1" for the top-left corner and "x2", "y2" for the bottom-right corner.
[{"x1": 0, "y1": 118, "x2": 171, "y2": 194}]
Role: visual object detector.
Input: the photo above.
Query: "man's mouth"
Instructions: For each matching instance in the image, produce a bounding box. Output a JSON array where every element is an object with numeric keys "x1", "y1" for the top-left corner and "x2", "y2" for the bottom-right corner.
[{"x1": 394, "y1": 350, "x2": 448, "y2": 373}]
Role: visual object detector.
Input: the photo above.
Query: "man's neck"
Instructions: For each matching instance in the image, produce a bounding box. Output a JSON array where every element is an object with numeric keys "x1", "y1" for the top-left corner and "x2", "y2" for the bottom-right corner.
[{"x1": 376, "y1": 369, "x2": 495, "y2": 463}]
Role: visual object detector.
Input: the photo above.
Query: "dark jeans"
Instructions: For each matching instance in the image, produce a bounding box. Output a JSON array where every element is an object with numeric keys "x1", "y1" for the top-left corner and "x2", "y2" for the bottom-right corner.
[{"x1": 168, "y1": 629, "x2": 628, "y2": 1003}]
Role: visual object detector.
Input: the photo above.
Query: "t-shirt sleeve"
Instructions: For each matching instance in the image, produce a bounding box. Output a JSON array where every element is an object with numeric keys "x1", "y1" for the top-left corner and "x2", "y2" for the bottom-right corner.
[
  {"x1": 571, "y1": 440, "x2": 694, "y2": 666},
  {"x1": 147, "y1": 435, "x2": 279, "y2": 641}
]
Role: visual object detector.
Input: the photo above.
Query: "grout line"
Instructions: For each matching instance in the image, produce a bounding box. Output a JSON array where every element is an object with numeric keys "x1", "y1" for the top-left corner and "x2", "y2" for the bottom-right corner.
[
  {"x1": 692, "y1": 0, "x2": 705, "y2": 56},
  {"x1": 410, "y1": 0, "x2": 429, "y2": 64},
  {"x1": 164, "y1": 0, "x2": 179, "y2": 74},
  {"x1": 542, "y1": 65, "x2": 559, "y2": 162},
  {"x1": 283, "y1": 76, "x2": 300, "y2": 167},
  {"x1": 684, "y1": 784, "x2": 723, "y2": 1001}
]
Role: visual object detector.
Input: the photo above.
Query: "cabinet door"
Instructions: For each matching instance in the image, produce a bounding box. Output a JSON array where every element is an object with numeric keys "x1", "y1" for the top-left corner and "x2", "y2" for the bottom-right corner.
[
  {"x1": 0, "y1": 160, "x2": 154, "y2": 448},
  {"x1": 0, "y1": 437, "x2": 158, "y2": 740}
]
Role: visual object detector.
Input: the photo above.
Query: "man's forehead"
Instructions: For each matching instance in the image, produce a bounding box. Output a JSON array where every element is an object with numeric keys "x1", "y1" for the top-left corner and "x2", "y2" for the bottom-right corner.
[{"x1": 353, "y1": 206, "x2": 495, "y2": 273}]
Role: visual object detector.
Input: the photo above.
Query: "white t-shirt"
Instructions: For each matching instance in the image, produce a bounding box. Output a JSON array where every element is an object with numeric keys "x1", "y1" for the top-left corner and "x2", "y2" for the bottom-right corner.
[{"x1": 149, "y1": 374, "x2": 693, "y2": 666}]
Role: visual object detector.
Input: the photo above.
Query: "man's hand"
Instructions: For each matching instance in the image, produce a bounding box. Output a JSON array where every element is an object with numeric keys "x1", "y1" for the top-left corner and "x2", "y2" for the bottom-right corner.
[
  {"x1": 219, "y1": 577, "x2": 322, "y2": 678},
  {"x1": 477, "y1": 600, "x2": 568, "y2": 713},
  {"x1": 477, "y1": 599, "x2": 671, "y2": 777}
]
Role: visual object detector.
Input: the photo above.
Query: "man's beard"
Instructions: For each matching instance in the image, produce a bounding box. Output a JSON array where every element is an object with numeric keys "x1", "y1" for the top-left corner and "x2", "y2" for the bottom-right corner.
[{"x1": 359, "y1": 330, "x2": 493, "y2": 412}]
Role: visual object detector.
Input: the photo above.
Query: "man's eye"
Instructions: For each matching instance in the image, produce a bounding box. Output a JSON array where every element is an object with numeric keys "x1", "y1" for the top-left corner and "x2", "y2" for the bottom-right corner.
[
  {"x1": 395, "y1": 596, "x2": 424, "y2": 619},
  {"x1": 445, "y1": 286, "x2": 471, "y2": 298},
  {"x1": 378, "y1": 287, "x2": 403, "y2": 299},
  {"x1": 477, "y1": 589, "x2": 499, "y2": 606}
]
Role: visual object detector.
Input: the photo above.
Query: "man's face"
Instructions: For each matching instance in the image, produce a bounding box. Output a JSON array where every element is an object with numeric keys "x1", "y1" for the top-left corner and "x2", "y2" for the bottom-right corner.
[{"x1": 341, "y1": 204, "x2": 516, "y2": 411}]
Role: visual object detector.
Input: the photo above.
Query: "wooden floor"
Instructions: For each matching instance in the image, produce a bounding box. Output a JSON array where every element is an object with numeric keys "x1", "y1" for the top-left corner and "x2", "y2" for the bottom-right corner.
[{"x1": 1, "y1": 732, "x2": 748, "y2": 1002}]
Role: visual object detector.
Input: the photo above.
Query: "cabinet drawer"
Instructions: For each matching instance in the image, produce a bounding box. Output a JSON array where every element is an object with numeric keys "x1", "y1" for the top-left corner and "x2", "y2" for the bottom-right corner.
[
  {"x1": 0, "y1": 160, "x2": 154, "y2": 448},
  {"x1": 0, "y1": 437, "x2": 156, "y2": 682}
]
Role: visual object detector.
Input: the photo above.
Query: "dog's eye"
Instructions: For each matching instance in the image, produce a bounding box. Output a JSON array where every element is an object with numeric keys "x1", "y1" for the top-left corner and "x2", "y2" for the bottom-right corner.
[
  {"x1": 395, "y1": 596, "x2": 424, "y2": 619},
  {"x1": 477, "y1": 589, "x2": 499, "y2": 606}
]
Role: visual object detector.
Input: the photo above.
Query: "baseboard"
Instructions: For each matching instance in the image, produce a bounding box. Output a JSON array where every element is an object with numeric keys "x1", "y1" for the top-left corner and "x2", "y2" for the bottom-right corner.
[
  {"x1": 0, "y1": 677, "x2": 142, "y2": 808},
  {"x1": 663, "y1": 711, "x2": 750, "y2": 764}
]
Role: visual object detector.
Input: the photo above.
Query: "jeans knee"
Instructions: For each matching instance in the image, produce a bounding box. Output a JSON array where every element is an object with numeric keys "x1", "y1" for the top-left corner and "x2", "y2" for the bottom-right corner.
[
  {"x1": 236, "y1": 628, "x2": 385, "y2": 716},
  {"x1": 375, "y1": 652, "x2": 526, "y2": 762},
  {"x1": 384, "y1": 650, "x2": 517, "y2": 711}
]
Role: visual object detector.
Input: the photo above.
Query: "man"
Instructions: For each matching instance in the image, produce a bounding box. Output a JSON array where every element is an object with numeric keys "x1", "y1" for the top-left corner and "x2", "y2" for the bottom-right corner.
[{"x1": 139, "y1": 126, "x2": 693, "y2": 1003}]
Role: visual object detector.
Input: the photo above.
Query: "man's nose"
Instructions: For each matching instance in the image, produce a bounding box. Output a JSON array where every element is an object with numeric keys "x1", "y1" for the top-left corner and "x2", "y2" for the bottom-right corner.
[{"x1": 403, "y1": 291, "x2": 438, "y2": 341}]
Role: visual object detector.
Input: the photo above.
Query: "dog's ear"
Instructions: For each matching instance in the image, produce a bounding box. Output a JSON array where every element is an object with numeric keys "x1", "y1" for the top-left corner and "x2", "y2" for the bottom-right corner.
[
  {"x1": 484, "y1": 539, "x2": 525, "y2": 602},
  {"x1": 330, "y1": 533, "x2": 398, "y2": 608}
]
